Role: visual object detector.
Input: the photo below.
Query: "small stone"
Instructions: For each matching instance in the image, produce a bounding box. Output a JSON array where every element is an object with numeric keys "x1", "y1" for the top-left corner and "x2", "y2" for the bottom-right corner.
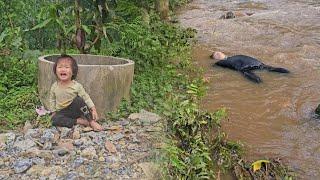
[
  {"x1": 3, "y1": 132, "x2": 15, "y2": 146},
  {"x1": 26, "y1": 165, "x2": 45, "y2": 176},
  {"x1": 154, "y1": 143, "x2": 165, "y2": 149},
  {"x1": 132, "y1": 136, "x2": 140, "y2": 143},
  {"x1": 73, "y1": 139, "x2": 84, "y2": 147},
  {"x1": 57, "y1": 139, "x2": 74, "y2": 151},
  {"x1": 106, "y1": 125, "x2": 123, "y2": 132},
  {"x1": 72, "y1": 129, "x2": 81, "y2": 139},
  {"x1": 119, "y1": 120, "x2": 130, "y2": 126},
  {"x1": 0, "y1": 142, "x2": 5, "y2": 150},
  {"x1": 129, "y1": 110, "x2": 161, "y2": 125},
  {"x1": 54, "y1": 148, "x2": 69, "y2": 156},
  {"x1": 40, "y1": 129, "x2": 55, "y2": 144},
  {"x1": 73, "y1": 157, "x2": 85, "y2": 168},
  {"x1": 99, "y1": 156, "x2": 105, "y2": 162},
  {"x1": 105, "y1": 140, "x2": 117, "y2": 154},
  {"x1": 48, "y1": 173, "x2": 57, "y2": 180},
  {"x1": 103, "y1": 168, "x2": 111, "y2": 175},
  {"x1": 23, "y1": 121, "x2": 33, "y2": 134},
  {"x1": 65, "y1": 171, "x2": 79, "y2": 180},
  {"x1": 59, "y1": 127, "x2": 73, "y2": 139},
  {"x1": 13, "y1": 139, "x2": 36, "y2": 151},
  {"x1": 42, "y1": 142, "x2": 52, "y2": 150},
  {"x1": 127, "y1": 144, "x2": 137, "y2": 150},
  {"x1": 83, "y1": 127, "x2": 93, "y2": 132},
  {"x1": 119, "y1": 140, "x2": 126, "y2": 146},
  {"x1": 81, "y1": 146, "x2": 97, "y2": 159},
  {"x1": 111, "y1": 133, "x2": 124, "y2": 141},
  {"x1": 109, "y1": 162, "x2": 120, "y2": 169},
  {"x1": 25, "y1": 129, "x2": 41, "y2": 139},
  {"x1": 128, "y1": 113, "x2": 140, "y2": 120},
  {"x1": 31, "y1": 157, "x2": 45, "y2": 165},
  {"x1": 130, "y1": 126, "x2": 138, "y2": 133},
  {"x1": 37, "y1": 150, "x2": 53, "y2": 161},
  {"x1": 0, "y1": 159, "x2": 4, "y2": 167},
  {"x1": 13, "y1": 158, "x2": 33, "y2": 173},
  {"x1": 0, "y1": 134, "x2": 7, "y2": 144},
  {"x1": 146, "y1": 127, "x2": 162, "y2": 132},
  {"x1": 105, "y1": 155, "x2": 119, "y2": 164},
  {"x1": 40, "y1": 166, "x2": 65, "y2": 177}
]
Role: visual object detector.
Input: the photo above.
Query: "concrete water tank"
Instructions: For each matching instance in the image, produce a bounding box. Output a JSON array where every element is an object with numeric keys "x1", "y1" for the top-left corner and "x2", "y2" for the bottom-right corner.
[{"x1": 38, "y1": 54, "x2": 134, "y2": 118}]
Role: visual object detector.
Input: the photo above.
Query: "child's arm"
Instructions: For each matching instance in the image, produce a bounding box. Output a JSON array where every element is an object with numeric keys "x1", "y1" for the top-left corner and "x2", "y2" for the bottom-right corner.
[
  {"x1": 90, "y1": 106, "x2": 99, "y2": 120},
  {"x1": 49, "y1": 83, "x2": 57, "y2": 114},
  {"x1": 77, "y1": 83, "x2": 94, "y2": 107},
  {"x1": 77, "y1": 82, "x2": 97, "y2": 119}
]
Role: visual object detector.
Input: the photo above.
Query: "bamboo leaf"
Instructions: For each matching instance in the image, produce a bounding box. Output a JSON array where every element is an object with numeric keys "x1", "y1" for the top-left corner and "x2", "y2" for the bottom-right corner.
[
  {"x1": 102, "y1": 26, "x2": 107, "y2": 38},
  {"x1": 66, "y1": 25, "x2": 76, "y2": 35},
  {"x1": 28, "y1": 18, "x2": 52, "y2": 31},
  {"x1": 81, "y1": 25, "x2": 91, "y2": 35},
  {"x1": 55, "y1": 19, "x2": 66, "y2": 34},
  {"x1": 0, "y1": 30, "x2": 8, "y2": 43}
]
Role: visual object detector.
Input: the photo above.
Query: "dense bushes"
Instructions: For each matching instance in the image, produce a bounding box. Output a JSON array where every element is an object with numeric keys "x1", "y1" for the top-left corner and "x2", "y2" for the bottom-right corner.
[{"x1": 0, "y1": 56, "x2": 39, "y2": 129}]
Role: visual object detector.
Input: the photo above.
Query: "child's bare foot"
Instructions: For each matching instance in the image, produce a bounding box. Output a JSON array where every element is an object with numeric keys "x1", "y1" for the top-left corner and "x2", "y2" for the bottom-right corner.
[
  {"x1": 76, "y1": 118, "x2": 90, "y2": 126},
  {"x1": 90, "y1": 121, "x2": 103, "y2": 132}
]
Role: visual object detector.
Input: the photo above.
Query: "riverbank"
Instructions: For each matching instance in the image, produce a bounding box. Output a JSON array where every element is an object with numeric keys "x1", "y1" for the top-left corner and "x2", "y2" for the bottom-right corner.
[{"x1": 177, "y1": 0, "x2": 320, "y2": 178}]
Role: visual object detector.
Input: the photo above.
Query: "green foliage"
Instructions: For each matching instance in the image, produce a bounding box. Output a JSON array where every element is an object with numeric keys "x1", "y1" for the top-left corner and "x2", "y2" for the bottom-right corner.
[
  {"x1": 0, "y1": 56, "x2": 39, "y2": 129},
  {"x1": 0, "y1": 0, "x2": 58, "y2": 50},
  {"x1": 164, "y1": 138, "x2": 215, "y2": 179},
  {"x1": 116, "y1": 1, "x2": 149, "y2": 22},
  {"x1": 0, "y1": 27, "x2": 25, "y2": 55}
]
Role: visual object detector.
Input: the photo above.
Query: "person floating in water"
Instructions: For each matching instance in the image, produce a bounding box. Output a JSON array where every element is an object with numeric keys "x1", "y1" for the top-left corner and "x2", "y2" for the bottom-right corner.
[{"x1": 210, "y1": 51, "x2": 290, "y2": 83}]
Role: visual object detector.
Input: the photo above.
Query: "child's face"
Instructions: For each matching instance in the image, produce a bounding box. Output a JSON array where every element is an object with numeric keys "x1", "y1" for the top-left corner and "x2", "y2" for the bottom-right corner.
[{"x1": 56, "y1": 58, "x2": 73, "y2": 82}]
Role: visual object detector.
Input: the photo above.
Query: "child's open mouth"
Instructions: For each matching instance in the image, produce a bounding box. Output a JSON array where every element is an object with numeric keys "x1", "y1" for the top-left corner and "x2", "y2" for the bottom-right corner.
[{"x1": 60, "y1": 73, "x2": 67, "y2": 77}]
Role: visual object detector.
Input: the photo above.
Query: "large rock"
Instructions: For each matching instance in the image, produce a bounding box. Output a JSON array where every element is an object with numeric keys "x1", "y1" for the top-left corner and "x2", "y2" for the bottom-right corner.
[{"x1": 38, "y1": 54, "x2": 134, "y2": 117}]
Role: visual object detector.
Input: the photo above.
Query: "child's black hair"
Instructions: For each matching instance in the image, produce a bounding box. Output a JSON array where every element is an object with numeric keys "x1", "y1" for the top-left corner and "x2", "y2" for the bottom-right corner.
[{"x1": 53, "y1": 54, "x2": 78, "y2": 80}]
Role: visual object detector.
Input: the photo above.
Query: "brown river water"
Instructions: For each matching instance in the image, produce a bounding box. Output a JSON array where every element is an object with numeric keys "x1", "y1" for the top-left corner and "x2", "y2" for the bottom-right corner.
[{"x1": 177, "y1": 0, "x2": 320, "y2": 179}]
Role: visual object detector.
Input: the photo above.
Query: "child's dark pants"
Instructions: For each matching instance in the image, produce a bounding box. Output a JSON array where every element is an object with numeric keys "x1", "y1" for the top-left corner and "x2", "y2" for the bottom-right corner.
[{"x1": 52, "y1": 96, "x2": 92, "y2": 128}]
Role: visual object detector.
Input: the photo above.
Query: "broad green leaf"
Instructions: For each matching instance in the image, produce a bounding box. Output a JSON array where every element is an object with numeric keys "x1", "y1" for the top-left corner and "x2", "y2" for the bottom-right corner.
[
  {"x1": 81, "y1": 25, "x2": 91, "y2": 35},
  {"x1": 66, "y1": 25, "x2": 76, "y2": 35},
  {"x1": 102, "y1": 26, "x2": 108, "y2": 38},
  {"x1": 55, "y1": 19, "x2": 66, "y2": 34},
  {"x1": 0, "y1": 30, "x2": 8, "y2": 43},
  {"x1": 29, "y1": 18, "x2": 52, "y2": 31}
]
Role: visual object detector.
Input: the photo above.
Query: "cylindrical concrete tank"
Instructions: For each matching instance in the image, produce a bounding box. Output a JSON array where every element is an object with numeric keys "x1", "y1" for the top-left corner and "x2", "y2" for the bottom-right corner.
[{"x1": 38, "y1": 54, "x2": 134, "y2": 118}]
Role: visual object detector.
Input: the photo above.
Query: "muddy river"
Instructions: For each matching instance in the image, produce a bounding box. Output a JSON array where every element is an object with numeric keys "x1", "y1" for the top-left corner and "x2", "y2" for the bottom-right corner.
[{"x1": 177, "y1": 0, "x2": 320, "y2": 178}]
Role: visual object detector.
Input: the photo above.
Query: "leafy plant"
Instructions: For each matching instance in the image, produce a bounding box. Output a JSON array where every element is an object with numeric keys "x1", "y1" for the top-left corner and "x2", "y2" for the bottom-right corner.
[{"x1": 0, "y1": 56, "x2": 39, "y2": 130}]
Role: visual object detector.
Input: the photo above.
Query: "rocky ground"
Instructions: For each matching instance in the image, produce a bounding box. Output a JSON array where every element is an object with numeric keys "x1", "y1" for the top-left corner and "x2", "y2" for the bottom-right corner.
[{"x1": 0, "y1": 110, "x2": 164, "y2": 179}]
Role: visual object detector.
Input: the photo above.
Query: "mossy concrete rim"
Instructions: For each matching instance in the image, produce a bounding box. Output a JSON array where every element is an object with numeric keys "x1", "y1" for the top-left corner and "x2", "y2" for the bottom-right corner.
[{"x1": 38, "y1": 54, "x2": 135, "y2": 67}]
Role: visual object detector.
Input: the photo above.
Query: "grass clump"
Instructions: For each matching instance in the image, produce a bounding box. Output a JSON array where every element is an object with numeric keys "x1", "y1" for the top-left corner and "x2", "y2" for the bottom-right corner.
[{"x1": 0, "y1": 56, "x2": 39, "y2": 130}]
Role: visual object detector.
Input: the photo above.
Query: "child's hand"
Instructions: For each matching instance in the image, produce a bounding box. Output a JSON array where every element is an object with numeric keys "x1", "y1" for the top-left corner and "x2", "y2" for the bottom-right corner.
[{"x1": 91, "y1": 107, "x2": 99, "y2": 120}]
